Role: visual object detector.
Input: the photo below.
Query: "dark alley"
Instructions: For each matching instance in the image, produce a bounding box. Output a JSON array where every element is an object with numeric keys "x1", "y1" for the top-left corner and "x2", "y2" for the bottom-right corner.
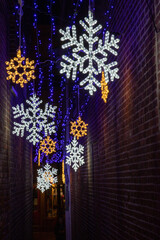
[{"x1": 0, "y1": 0, "x2": 160, "y2": 240}]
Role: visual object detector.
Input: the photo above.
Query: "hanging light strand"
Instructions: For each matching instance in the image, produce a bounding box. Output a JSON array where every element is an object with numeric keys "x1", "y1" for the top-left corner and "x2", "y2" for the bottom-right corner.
[{"x1": 18, "y1": 0, "x2": 24, "y2": 48}]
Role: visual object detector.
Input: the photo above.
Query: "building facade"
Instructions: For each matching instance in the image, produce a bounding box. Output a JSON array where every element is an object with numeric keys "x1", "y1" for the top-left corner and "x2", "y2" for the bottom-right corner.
[
  {"x1": 69, "y1": 0, "x2": 160, "y2": 239},
  {"x1": 0, "y1": 1, "x2": 33, "y2": 239}
]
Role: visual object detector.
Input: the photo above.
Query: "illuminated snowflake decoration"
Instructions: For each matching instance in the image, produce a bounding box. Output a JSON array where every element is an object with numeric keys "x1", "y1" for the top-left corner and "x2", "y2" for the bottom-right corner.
[
  {"x1": 101, "y1": 71, "x2": 109, "y2": 103},
  {"x1": 12, "y1": 94, "x2": 57, "y2": 145},
  {"x1": 5, "y1": 49, "x2": 35, "y2": 88},
  {"x1": 66, "y1": 137, "x2": 84, "y2": 171},
  {"x1": 70, "y1": 116, "x2": 88, "y2": 140},
  {"x1": 59, "y1": 11, "x2": 120, "y2": 95},
  {"x1": 39, "y1": 136, "x2": 56, "y2": 156},
  {"x1": 37, "y1": 163, "x2": 58, "y2": 193}
]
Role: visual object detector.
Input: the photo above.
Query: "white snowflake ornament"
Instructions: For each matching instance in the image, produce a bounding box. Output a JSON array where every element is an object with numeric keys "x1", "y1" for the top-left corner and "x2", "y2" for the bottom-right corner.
[
  {"x1": 59, "y1": 11, "x2": 120, "y2": 95},
  {"x1": 66, "y1": 137, "x2": 84, "y2": 171},
  {"x1": 37, "y1": 163, "x2": 58, "y2": 193},
  {"x1": 12, "y1": 94, "x2": 57, "y2": 145}
]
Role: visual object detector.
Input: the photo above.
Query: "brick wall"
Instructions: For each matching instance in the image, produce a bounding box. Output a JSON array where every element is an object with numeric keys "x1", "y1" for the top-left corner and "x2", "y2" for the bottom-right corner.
[
  {"x1": 0, "y1": 1, "x2": 33, "y2": 239},
  {"x1": 69, "y1": 0, "x2": 160, "y2": 239},
  {"x1": 155, "y1": 0, "x2": 160, "y2": 130}
]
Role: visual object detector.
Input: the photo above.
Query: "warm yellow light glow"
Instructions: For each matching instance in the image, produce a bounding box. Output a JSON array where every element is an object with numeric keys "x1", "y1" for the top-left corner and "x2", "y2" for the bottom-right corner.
[
  {"x1": 101, "y1": 71, "x2": 109, "y2": 103},
  {"x1": 39, "y1": 136, "x2": 56, "y2": 155},
  {"x1": 70, "y1": 116, "x2": 88, "y2": 140},
  {"x1": 5, "y1": 48, "x2": 35, "y2": 87},
  {"x1": 44, "y1": 172, "x2": 54, "y2": 183},
  {"x1": 38, "y1": 150, "x2": 40, "y2": 166},
  {"x1": 62, "y1": 160, "x2": 65, "y2": 184}
]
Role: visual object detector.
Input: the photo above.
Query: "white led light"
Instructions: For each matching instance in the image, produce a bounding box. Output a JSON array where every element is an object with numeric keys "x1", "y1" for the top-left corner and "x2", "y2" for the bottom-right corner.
[
  {"x1": 37, "y1": 163, "x2": 58, "y2": 193},
  {"x1": 12, "y1": 94, "x2": 57, "y2": 145},
  {"x1": 66, "y1": 137, "x2": 84, "y2": 172},
  {"x1": 59, "y1": 10, "x2": 120, "y2": 95}
]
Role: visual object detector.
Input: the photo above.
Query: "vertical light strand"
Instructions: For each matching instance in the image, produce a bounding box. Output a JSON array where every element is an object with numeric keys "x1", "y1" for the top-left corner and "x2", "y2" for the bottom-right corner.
[
  {"x1": 32, "y1": 0, "x2": 44, "y2": 97},
  {"x1": 103, "y1": 0, "x2": 115, "y2": 35},
  {"x1": 47, "y1": 0, "x2": 57, "y2": 164},
  {"x1": 89, "y1": 0, "x2": 94, "y2": 13},
  {"x1": 14, "y1": 3, "x2": 21, "y2": 49},
  {"x1": 58, "y1": 0, "x2": 84, "y2": 161},
  {"x1": 32, "y1": 0, "x2": 44, "y2": 165},
  {"x1": 78, "y1": 85, "x2": 80, "y2": 116},
  {"x1": 19, "y1": 4, "x2": 22, "y2": 48},
  {"x1": 47, "y1": 0, "x2": 56, "y2": 104}
]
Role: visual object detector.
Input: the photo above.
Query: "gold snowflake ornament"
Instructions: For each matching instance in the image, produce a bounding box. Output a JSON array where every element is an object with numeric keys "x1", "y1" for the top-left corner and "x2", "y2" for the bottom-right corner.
[
  {"x1": 39, "y1": 136, "x2": 56, "y2": 156},
  {"x1": 101, "y1": 71, "x2": 109, "y2": 103},
  {"x1": 70, "y1": 116, "x2": 88, "y2": 140},
  {"x1": 5, "y1": 48, "x2": 35, "y2": 88}
]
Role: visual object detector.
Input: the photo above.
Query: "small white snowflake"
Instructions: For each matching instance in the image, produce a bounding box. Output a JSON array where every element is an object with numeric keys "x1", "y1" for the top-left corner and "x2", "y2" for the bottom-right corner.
[
  {"x1": 37, "y1": 163, "x2": 58, "y2": 193},
  {"x1": 12, "y1": 94, "x2": 57, "y2": 145},
  {"x1": 59, "y1": 11, "x2": 120, "y2": 95},
  {"x1": 66, "y1": 137, "x2": 84, "y2": 171}
]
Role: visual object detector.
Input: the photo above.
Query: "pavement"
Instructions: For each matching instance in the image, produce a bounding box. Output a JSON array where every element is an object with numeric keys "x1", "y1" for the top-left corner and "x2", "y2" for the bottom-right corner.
[{"x1": 33, "y1": 232, "x2": 56, "y2": 240}]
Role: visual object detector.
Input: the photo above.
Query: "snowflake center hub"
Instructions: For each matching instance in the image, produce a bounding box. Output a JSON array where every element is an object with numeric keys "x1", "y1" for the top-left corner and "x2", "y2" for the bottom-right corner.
[
  {"x1": 89, "y1": 52, "x2": 93, "y2": 58},
  {"x1": 17, "y1": 67, "x2": 24, "y2": 74},
  {"x1": 32, "y1": 117, "x2": 36, "y2": 122}
]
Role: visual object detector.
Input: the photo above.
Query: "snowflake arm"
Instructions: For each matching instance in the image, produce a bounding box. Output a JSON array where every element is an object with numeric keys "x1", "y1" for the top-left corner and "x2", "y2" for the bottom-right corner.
[
  {"x1": 43, "y1": 103, "x2": 57, "y2": 135},
  {"x1": 26, "y1": 94, "x2": 43, "y2": 108},
  {"x1": 59, "y1": 26, "x2": 77, "y2": 49},
  {"x1": 80, "y1": 75, "x2": 100, "y2": 95},
  {"x1": 43, "y1": 103, "x2": 57, "y2": 118},
  {"x1": 26, "y1": 130, "x2": 42, "y2": 145},
  {"x1": 12, "y1": 104, "x2": 26, "y2": 137},
  {"x1": 103, "y1": 31, "x2": 120, "y2": 56},
  {"x1": 103, "y1": 62, "x2": 119, "y2": 83},
  {"x1": 60, "y1": 55, "x2": 80, "y2": 80},
  {"x1": 12, "y1": 104, "x2": 25, "y2": 118},
  {"x1": 59, "y1": 25, "x2": 88, "y2": 81},
  {"x1": 12, "y1": 122, "x2": 25, "y2": 137}
]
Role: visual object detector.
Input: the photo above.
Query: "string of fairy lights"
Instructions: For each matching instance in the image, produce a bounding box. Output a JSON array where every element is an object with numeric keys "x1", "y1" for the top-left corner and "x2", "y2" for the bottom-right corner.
[
  {"x1": 47, "y1": 0, "x2": 55, "y2": 104},
  {"x1": 54, "y1": 0, "x2": 85, "y2": 162},
  {"x1": 8, "y1": 0, "x2": 120, "y2": 192},
  {"x1": 33, "y1": 0, "x2": 43, "y2": 97}
]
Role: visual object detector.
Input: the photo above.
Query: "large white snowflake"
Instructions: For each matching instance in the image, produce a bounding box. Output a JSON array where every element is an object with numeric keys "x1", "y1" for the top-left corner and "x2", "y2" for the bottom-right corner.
[
  {"x1": 37, "y1": 163, "x2": 58, "y2": 193},
  {"x1": 12, "y1": 94, "x2": 57, "y2": 145},
  {"x1": 66, "y1": 137, "x2": 84, "y2": 171},
  {"x1": 59, "y1": 11, "x2": 120, "y2": 95}
]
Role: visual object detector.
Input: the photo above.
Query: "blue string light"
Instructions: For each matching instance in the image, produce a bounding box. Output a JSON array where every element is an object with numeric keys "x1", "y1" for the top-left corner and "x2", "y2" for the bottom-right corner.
[
  {"x1": 33, "y1": 0, "x2": 44, "y2": 97},
  {"x1": 47, "y1": 0, "x2": 55, "y2": 104}
]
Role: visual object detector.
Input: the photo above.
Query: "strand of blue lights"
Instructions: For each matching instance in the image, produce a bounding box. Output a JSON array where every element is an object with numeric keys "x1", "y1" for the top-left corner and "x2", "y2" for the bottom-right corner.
[
  {"x1": 59, "y1": 0, "x2": 85, "y2": 160},
  {"x1": 103, "y1": 0, "x2": 115, "y2": 35},
  {"x1": 33, "y1": 0, "x2": 44, "y2": 97},
  {"x1": 55, "y1": 0, "x2": 84, "y2": 162},
  {"x1": 47, "y1": 0, "x2": 55, "y2": 104},
  {"x1": 32, "y1": 0, "x2": 45, "y2": 164}
]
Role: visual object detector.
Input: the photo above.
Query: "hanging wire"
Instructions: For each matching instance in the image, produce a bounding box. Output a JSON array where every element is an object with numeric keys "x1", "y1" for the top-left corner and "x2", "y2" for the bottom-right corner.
[
  {"x1": 145, "y1": 0, "x2": 159, "y2": 33},
  {"x1": 19, "y1": 9, "x2": 21, "y2": 48},
  {"x1": 89, "y1": 0, "x2": 91, "y2": 11},
  {"x1": 78, "y1": 85, "x2": 80, "y2": 116},
  {"x1": 89, "y1": 0, "x2": 94, "y2": 12},
  {"x1": 18, "y1": 0, "x2": 24, "y2": 49}
]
